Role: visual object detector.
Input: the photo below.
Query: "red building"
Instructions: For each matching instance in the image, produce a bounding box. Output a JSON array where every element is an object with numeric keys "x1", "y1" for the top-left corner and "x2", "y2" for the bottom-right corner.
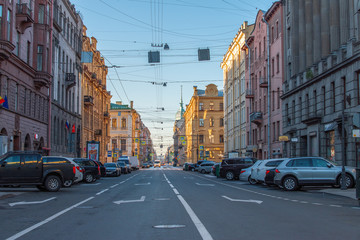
[{"x1": 0, "y1": 0, "x2": 53, "y2": 154}]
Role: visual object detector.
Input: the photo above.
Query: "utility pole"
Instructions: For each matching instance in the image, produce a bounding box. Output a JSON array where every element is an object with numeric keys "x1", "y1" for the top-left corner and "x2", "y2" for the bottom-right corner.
[{"x1": 341, "y1": 99, "x2": 347, "y2": 190}]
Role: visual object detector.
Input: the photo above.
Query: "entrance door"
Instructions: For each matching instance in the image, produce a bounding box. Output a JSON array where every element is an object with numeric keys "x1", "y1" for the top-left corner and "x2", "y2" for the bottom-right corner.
[{"x1": 309, "y1": 136, "x2": 318, "y2": 156}]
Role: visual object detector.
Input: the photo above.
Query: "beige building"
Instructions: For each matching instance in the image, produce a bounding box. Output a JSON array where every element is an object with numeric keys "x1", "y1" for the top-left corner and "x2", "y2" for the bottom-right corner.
[
  {"x1": 183, "y1": 84, "x2": 224, "y2": 163},
  {"x1": 81, "y1": 26, "x2": 111, "y2": 163}
]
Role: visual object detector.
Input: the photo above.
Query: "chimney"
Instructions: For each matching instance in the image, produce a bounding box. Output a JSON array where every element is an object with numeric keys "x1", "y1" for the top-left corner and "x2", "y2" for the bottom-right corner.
[
  {"x1": 130, "y1": 101, "x2": 133, "y2": 109},
  {"x1": 116, "y1": 101, "x2": 122, "y2": 105},
  {"x1": 193, "y1": 86, "x2": 198, "y2": 96}
]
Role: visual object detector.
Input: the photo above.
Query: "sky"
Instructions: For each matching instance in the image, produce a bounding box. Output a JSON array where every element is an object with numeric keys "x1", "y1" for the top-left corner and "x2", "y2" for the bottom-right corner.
[{"x1": 71, "y1": 0, "x2": 274, "y2": 157}]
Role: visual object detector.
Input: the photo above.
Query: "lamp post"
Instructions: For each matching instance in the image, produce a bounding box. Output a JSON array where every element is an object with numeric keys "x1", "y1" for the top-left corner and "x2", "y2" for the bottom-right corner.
[{"x1": 341, "y1": 99, "x2": 347, "y2": 190}]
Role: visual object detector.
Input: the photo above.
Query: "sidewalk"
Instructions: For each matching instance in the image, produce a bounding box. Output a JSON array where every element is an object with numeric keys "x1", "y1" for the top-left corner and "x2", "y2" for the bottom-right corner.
[{"x1": 317, "y1": 188, "x2": 358, "y2": 200}]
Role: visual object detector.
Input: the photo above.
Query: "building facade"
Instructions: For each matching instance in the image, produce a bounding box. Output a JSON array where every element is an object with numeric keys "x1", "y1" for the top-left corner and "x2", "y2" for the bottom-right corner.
[
  {"x1": 183, "y1": 84, "x2": 224, "y2": 163},
  {"x1": 81, "y1": 27, "x2": 111, "y2": 163},
  {"x1": 51, "y1": 0, "x2": 83, "y2": 157},
  {"x1": 0, "y1": 0, "x2": 52, "y2": 154},
  {"x1": 221, "y1": 21, "x2": 254, "y2": 157},
  {"x1": 282, "y1": 0, "x2": 360, "y2": 167}
]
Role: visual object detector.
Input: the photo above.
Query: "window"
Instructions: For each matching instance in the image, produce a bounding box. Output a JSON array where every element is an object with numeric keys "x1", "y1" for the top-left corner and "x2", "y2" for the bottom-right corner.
[
  {"x1": 38, "y1": 5, "x2": 45, "y2": 24},
  {"x1": 121, "y1": 139, "x2": 126, "y2": 152},
  {"x1": 313, "y1": 90, "x2": 317, "y2": 113},
  {"x1": 27, "y1": 41, "x2": 31, "y2": 64},
  {"x1": 209, "y1": 102, "x2": 214, "y2": 110},
  {"x1": 277, "y1": 88, "x2": 280, "y2": 109},
  {"x1": 0, "y1": 5, "x2": 2, "y2": 39},
  {"x1": 220, "y1": 102, "x2": 223, "y2": 111},
  {"x1": 7, "y1": 9, "x2": 11, "y2": 41},
  {"x1": 220, "y1": 135, "x2": 224, "y2": 143},
  {"x1": 47, "y1": 4, "x2": 50, "y2": 25},
  {"x1": 37, "y1": 45, "x2": 43, "y2": 71},
  {"x1": 220, "y1": 118, "x2": 224, "y2": 127},
  {"x1": 313, "y1": 158, "x2": 329, "y2": 167},
  {"x1": 198, "y1": 135, "x2": 204, "y2": 144},
  {"x1": 199, "y1": 102, "x2": 204, "y2": 111},
  {"x1": 121, "y1": 118, "x2": 126, "y2": 128},
  {"x1": 15, "y1": 84, "x2": 18, "y2": 111},
  {"x1": 293, "y1": 159, "x2": 312, "y2": 167},
  {"x1": 276, "y1": 54, "x2": 280, "y2": 73},
  {"x1": 199, "y1": 118, "x2": 204, "y2": 127},
  {"x1": 342, "y1": 77, "x2": 346, "y2": 109},
  {"x1": 292, "y1": 100, "x2": 295, "y2": 125},
  {"x1": 276, "y1": 21, "x2": 279, "y2": 38},
  {"x1": 271, "y1": 58, "x2": 275, "y2": 76},
  {"x1": 209, "y1": 117, "x2": 214, "y2": 127},
  {"x1": 331, "y1": 82, "x2": 335, "y2": 112},
  {"x1": 111, "y1": 119, "x2": 117, "y2": 129}
]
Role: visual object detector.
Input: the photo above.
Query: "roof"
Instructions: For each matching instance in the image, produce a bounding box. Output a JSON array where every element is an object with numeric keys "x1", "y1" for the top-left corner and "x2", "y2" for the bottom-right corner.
[
  {"x1": 110, "y1": 103, "x2": 131, "y2": 110},
  {"x1": 196, "y1": 89, "x2": 224, "y2": 97}
]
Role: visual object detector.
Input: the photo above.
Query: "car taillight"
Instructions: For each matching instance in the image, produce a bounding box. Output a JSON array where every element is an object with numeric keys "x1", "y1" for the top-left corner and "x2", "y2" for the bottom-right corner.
[
  {"x1": 240, "y1": 170, "x2": 246, "y2": 174},
  {"x1": 73, "y1": 166, "x2": 76, "y2": 174},
  {"x1": 275, "y1": 169, "x2": 280, "y2": 173},
  {"x1": 98, "y1": 165, "x2": 101, "y2": 175},
  {"x1": 266, "y1": 170, "x2": 270, "y2": 175}
]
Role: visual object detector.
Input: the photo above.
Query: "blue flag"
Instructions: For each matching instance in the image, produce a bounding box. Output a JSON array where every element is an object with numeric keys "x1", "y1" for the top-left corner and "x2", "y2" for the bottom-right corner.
[{"x1": 2, "y1": 96, "x2": 9, "y2": 109}]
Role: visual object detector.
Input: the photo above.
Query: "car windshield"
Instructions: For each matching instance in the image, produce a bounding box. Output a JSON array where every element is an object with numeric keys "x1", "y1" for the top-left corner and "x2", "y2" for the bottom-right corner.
[
  {"x1": 119, "y1": 159, "x2": 130, "y2": 164},
  {"x1": 118, "y1": 162, "x2": 125, "y2": 166},
  {"x1": 104, "y1": 163, "x2": 116, "y2": 167}
]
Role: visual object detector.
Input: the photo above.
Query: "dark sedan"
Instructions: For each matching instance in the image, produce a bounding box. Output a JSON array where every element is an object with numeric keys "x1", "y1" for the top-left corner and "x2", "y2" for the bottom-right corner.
[
  {"x1": 73, "y1": 158, "x2": 101, "y2": 183},
  {"x1": 104, "y1": 163, "x2": 121, "y2": 177}
]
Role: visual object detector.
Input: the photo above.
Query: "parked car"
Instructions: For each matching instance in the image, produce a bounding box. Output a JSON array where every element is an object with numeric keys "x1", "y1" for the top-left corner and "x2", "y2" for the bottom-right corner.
[
  {"x1": 250, "y1": 159, "x2": 285, "y2": 183},
  {"x1": 211, "y1": 163, "x2": 220, "y2": 176},
  {"x1": 73, "y1": 158, "x2": 101, "y2": 183},
  {"x1": 194, "y1": 160, "x2": 206, "y2": 171},
  {"x1": 117, "y1": 161, "x2": 130, "y2": 174},
  {"x1": 154, "y1": 160, "x2": 161, "y2": 168},
  {"x1": 188, "y1": 163, "x2": 196, "y2": 171},
  {"x1": 198, "y1": 161, "x2": 215, "y2": 174},
  {"x1": 0, "y1": 152, "x2": 75, "y2": 192},
  {"x1": 183, "y1": 162, "x2": 191, "y2": 171},
  {"x1": 118, "y1": 160, "x2": 132, "y2": 173},
  {"x1": 94, "y1": 160, "x2": 106, "y2": 177},
  {"x1": 274, "y1": 157, "x2": 356, "y2": 191},
  {"x1": 220, "y1": 157, "x2": 257, "y2": 180},
  {"x1": 239, "y1": 166, "x2": 254, "y2": 182},
  {"x1": 142, "y1": 162, "x2": 149, "y2": 168},
  {"x1": 104, "y1": 162, "x2": 121, "y2": 177},
  {"x1": 264, "y1": 168, "x2": 277, "y2": 186},
  {"x1": 63, "y1": 158, "x2": 84, "y2": 187}
]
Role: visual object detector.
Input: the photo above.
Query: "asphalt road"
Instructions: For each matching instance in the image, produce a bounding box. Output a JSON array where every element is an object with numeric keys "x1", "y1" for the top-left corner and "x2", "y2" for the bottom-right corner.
[{"x1": 1, "y1": 167, "x2": 360, "y2": 240}]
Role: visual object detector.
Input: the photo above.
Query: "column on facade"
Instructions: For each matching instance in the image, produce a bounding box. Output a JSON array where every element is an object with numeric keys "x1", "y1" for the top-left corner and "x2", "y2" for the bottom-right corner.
[
  {"x1": 298, "y1": 0, "x2": 306, "y2": 73},
  {"x1": 312, "y1": 0, "x2": 321, "y2": 63},
  {"x1": 339, "y1": 0, "x2": 350, "y2": 44},
  {"x1": 320, "y1": 0, "x2": 330, "y2": 58},
  {"x1": 330, "y1": 0, "x2": 340, "y2": 52},
  {"x1": 305, "y1": 0, "x2": 313, "y2": 68}
]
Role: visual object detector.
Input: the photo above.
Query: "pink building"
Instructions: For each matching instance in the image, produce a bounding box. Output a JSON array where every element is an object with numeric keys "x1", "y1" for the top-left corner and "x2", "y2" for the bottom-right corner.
[
  {"x1": 0, "y1": 0, "x2": 53, "y2": 154},
  {"x1": 245, "y1": 2, "x2": 283, "y2": 159}
]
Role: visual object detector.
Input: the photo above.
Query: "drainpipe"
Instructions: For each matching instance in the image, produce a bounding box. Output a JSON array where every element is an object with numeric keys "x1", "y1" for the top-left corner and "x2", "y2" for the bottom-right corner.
[
  {"x1": 244, "y1": 41, "x2": 252, "y2": 157},
  {"x1": 263, "y1": 16, "x2": 271, "y2": 159}
]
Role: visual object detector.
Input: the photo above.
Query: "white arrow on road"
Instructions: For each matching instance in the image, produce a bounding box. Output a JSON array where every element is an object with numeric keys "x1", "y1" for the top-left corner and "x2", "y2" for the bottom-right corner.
[
  {"x1": 196, "y1": 183, "x2": 215, "y2": 186},
  {"x1": 9, "y1": 197, "x2": 56, "y2": 207},
  {"x1": 222, "y1": 196, "x2": 263, "y2": 204},
  {"x1": 113, "y1": 196, "x2": 146, "y2": 204}
]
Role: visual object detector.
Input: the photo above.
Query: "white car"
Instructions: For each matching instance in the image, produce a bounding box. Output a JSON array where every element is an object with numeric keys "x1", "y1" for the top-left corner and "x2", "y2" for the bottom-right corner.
[
  {"x1": 64, "y1": 157, "x2": 84, "y2": 187},
  {"x1": 250, "y1": 158, "x2": 285, "y2": 184}
]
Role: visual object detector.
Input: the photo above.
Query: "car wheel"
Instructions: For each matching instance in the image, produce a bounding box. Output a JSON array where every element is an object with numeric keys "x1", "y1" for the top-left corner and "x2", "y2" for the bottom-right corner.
[
  {"x1": 248, "y1": 176, "x2": 257, "y2": 185},
  {"x1": 63, "y1": 180, "x2": 73, "y2": 187},
  {"x1": 282, "y1": 176, "x2": 298, "y2": 191},
  {"x1": 85, "y1": 174, "x2": 94, "y2": 183},
  {"x1": 201, "y1": 169, "x2": 206, "y2": 174},
  {"x1": 225, "y1": 171, "x2": 234, "y2": 180},
  {"x1": 337, "y1": 174, "x2": 354, "y2": 188},
  {"x1": 44, "y1": 175, "x2": 61, "y2": 192}
]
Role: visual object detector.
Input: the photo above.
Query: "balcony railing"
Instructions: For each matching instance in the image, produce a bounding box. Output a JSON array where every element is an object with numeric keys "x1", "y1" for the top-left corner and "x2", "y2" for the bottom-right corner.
[
  {"x1": 65, "y1": 73, "x2": 76, "y2": 88},
  {"x1": 259, "y1": 77, "x2": 268, "y2": 88},
  {"x1": 16, "y1": 4, "x2": 33, "y2": 34},
  {"x1": 250, "y1": 112, "x2": 263, "y2": 125},
  {"x1": 245, "y1": 89, "x2": 254, "y2": 99},
  {"x1": 84, "y1": 95, "x2": 94, "y2": 106}
]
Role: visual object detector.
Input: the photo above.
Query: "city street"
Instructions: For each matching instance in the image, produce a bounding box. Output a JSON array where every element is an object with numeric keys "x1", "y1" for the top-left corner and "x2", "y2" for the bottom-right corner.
[{"x1": 1, "y1": 168, "x2": 360, "y2": 240}]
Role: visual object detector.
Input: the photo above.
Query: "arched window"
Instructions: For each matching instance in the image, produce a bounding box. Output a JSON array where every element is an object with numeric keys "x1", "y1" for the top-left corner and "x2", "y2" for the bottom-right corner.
[{"x1": 24, "y1": 134, "x2": 31, "y2": 151}]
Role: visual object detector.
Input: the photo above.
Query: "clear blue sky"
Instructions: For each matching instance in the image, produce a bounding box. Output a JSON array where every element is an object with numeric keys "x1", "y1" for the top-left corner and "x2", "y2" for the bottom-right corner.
[{"x1": 71, "y1": 0, "x2": 274, "y2": 157}]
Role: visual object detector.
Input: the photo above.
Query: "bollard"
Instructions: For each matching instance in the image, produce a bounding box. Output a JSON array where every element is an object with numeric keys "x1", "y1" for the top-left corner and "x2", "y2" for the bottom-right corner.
[{"x1": 356, "y1": 168, "x2": 360, "y2": 200}]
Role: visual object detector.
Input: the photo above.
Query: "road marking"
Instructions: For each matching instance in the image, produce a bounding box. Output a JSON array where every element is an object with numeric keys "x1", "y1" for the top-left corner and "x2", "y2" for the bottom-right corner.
[
  {"x1": 154, "y1": 198, "x2": 171, "y2": 201},
  {"x1": 84, "y1": 183, "x2": 100, "y2": 186},
  {"x1": 113, "y1": 196, "x2": 146, "y2": 204},
  {"x1": 9, "y1": 197, "x2": 56, "y2": 207},
  {"x1": 119, "y1": 181, "x2": 125, "y2": 184},
  {"x1": 312, "y1": 203, "x2": 323, "y2": 206},
  {"x1": 177, "y1": 195, "x2": 213, "y2": 240},
  {"x1": 196, "y1": 183, "x2": 215, "y2": 186},
  {"x1": 329, "y1": 204, "x2": 342, "y2": 208},
  {"x1": 222, "y1": 196, "x2": 262, "y2": 204},
  {"x1": 169, "y1": 184, "x2": 174, "y2": 188},
  {"x1": 204, "y1": 175, "x2": 216, "y2": 178},
  {"x1": 153, "y1": 225, "x2": 186, "y2": 229},
  {"x1": 110, "y1": 184, "x2": 119, "y2": 188},
  {"x1": 173, "y1": 189, "x2": 180, "y2": 195},
  {"x1": 299, "y1": 201, "x2": 308, "y2": 204},
  {"x1": 96, "y1": 189, "x2": 109, "y2": 195},
  {"x1": 135, "y1": 182, "x2": 150, "y2": 185},
  {"x1": 6, "y1": 197, "x2": 94, "y2": 240}
]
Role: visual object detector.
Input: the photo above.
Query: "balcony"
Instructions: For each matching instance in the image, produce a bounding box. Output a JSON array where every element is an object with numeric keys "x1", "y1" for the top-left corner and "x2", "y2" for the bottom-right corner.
[
  {"x1": 34, "y1": 71, "x2": 51, "y2": 89},
  {"x1": 245, "y1": 89, "x2": 254, "y2": 99},
  {"x1": 84, "y1": 95, "x2": 94, "y2": 106},
  {"x1": 0, "y1": 40, "x2": 15, "y2": 61},
  {"x1": 103, "y1": 112, "x2": 110, "y2": 118},
  {"x1": 259, "y1": 78, "x2": 268, "y2": 88},
  {"x1": 65, "y1": 73, "x2": 76, "y2": 88},
  {"x1": 301, "y1": 113, "x2": 322, "y2": 125},
  {"x1": 94, "y1": 129, "x2": 102, "y2": 136},
  {"x1": 250, "y1": 112, "x2": 263, "y2": 125},
  {"x1": 16, "y1": 4, "x2": 34, "y2": 34}
]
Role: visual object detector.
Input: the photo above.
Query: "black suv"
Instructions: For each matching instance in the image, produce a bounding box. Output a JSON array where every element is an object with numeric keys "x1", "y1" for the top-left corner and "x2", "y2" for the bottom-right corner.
[
  {"x1": 220, "y1": 157, "x2": 256, "y2": 180},
  {"x1": 0, "y1": 152, "x2": 75, "y2": 191},
  {"x1": 73, "y1": 158, "x2": 101, "y2": 183}
]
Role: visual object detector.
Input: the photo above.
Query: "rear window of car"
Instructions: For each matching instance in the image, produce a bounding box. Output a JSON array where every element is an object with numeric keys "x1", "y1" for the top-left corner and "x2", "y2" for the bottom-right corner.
[{"x1": 105, "y1": 163, "x2": 116, "y2": 167}]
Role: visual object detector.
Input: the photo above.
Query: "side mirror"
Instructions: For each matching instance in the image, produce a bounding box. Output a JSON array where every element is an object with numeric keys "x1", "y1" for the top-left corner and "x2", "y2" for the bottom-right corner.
[{"x1": 327, "y1": 163, "x2": 333, "y2": 168}]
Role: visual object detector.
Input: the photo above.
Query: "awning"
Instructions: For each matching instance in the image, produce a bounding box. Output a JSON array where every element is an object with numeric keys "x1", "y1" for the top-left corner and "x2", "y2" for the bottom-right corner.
[{"x1": 324, "y1": 122, "x2": 337, "y2": 132}]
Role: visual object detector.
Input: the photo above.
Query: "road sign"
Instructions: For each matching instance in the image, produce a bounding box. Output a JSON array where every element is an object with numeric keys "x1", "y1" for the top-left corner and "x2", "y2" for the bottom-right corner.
[{"x1": 107, "y1": 151, "x2": 112, "y2": 157}]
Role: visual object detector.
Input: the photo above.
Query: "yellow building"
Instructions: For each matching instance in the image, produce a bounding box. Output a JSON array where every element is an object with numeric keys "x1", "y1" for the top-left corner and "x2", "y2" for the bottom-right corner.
[
  {"x1": 183, "y1": 84, "x2": 224, "y2": 163},
  {"x1": 81, "y1": 26, "x2": 111, "y2": 163}
]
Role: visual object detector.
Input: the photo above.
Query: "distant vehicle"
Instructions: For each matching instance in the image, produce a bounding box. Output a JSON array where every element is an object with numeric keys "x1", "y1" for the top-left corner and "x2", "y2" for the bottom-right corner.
[
  {"x1": 142, "y1": 162, "x2": 149, "y2": 168},
  {"x1": 73, "y1": 158, "x2": 101, "y2": 183},
  {"x1": 129, "y1": 156, "x2": 139, "y2": 170},
  {"x1": 154, "y1": 160, "x2": 161, "y2": 168},
  {"x1": 0, "y1": 152, "x2": 76, "y2": 192},
  {"x1": 118, "y1": 156, "x2": 132, "y2": 173},
  {"x1": 104, "y1": 162, "x2": 121, "y2": 177},
  {"x1": 117, "y1": 161, "x2": 129, "y2": 174},
  {"x1": 198, "y1": 161, "x2": 215, "y2": 174},
  {"x1": 250, "y1": 159, "x2": 284, "y2": 183},
  {"x1": 220, "y1": 157, "x2": 256, "y2": 180}
]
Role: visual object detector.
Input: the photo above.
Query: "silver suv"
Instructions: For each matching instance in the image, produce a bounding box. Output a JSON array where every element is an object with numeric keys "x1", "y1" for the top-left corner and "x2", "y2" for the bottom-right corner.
[{"x1": 273, "y1": 157, "x2": 356, "y2": 191}]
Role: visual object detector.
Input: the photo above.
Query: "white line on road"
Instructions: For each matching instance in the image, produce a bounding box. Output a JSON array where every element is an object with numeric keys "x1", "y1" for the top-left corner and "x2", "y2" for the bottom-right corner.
[
  {"x1": 84, "y1": 183, "x2": 100, "y2": 186},
  {"x1": 113, "y1": 196, "x2": 146, "y2": 204},
  {"x1": 196, "y1": 183, "x2": 215, "y2": 186},
  {"x1": 222, "y1": 196, "x2": 262, "y2": 204},
  {"x1": 173, "y1": 189, "x2": 180, "y2": 195},
  {"x1": 177, "y1": 195, "x2": 213, "y2": 240},
  {"x1": 153, "y1": 225, "x2": 186, "y2": 229},
  {"x1": 110, "y1": 184, "x2": 119, "y2": 188},
  {"x1": 9, "y1": 197, "x2": 57, "y2": 207},
  {"x1": 329, "y1": 204, "x2": 342, "y2": 208},
  {"x1": 6, "y1": 197, "x2": 94, "y2": 240},
  {"x1": 154, "y1": 198, "x2": 171, "y2": 201},
  {"x1": 135, "y1": 182, "x2": 150, "y2": 185},
  {"x1": 96, "y1": 189, "x2": 109, "y2": 195},
  {"x1": 169, "y1": 184, "x2": 174, "y2": 188}
]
